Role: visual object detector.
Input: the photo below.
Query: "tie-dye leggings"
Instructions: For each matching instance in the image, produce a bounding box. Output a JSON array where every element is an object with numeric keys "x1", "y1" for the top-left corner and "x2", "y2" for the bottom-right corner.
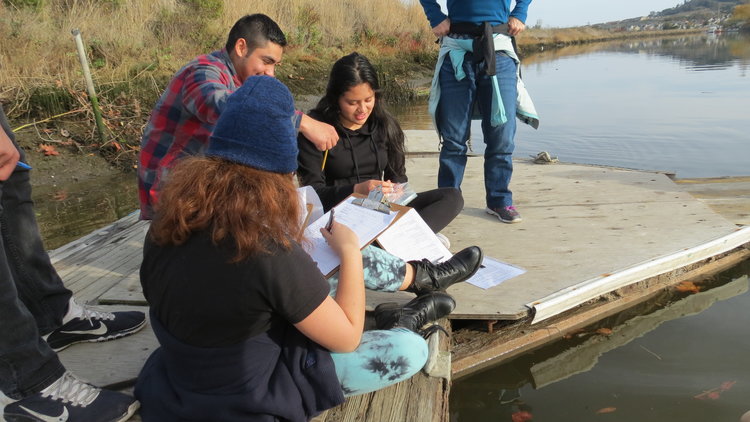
[{"x1": 326, "y1": 246, "x2": 429, "y2": 397}]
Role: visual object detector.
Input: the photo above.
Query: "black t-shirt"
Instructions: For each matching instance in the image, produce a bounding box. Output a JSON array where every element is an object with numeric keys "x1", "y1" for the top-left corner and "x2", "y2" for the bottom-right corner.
[{"x1": 140, "y1": 231, "x2": 330, "y2": 347}]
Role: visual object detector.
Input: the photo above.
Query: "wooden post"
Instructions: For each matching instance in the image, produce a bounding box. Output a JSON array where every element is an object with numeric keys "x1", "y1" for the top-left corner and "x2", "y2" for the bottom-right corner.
[{"x1": 71, "y1": 29, "x2": 106, "y2": 143}]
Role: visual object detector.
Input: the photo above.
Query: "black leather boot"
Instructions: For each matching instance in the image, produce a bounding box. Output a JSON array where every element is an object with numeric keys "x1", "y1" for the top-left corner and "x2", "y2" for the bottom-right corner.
[
  {"x1": 374, "y1": 292, "x2": 456, "y2": 332},
  {"x1": 405, "y1": 246, "x2": 483, "y2": 296}
]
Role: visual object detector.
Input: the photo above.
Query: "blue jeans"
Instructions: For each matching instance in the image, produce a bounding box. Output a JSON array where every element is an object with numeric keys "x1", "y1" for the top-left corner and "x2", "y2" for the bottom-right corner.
[
  {"x1": 436, "y1": 51, "x2": 518, "y2": 209},
  {"x1": 0, "y1": 109, "x2": 70, "y2": 399},
  {"x1": 326, "y1": 246, "x2": 428, "y2": 396}
]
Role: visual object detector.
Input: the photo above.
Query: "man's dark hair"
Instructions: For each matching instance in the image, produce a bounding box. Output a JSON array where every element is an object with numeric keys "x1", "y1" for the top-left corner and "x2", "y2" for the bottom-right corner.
[{"x1": 225, "y1": 14, "x2": 287, "y2": 54}]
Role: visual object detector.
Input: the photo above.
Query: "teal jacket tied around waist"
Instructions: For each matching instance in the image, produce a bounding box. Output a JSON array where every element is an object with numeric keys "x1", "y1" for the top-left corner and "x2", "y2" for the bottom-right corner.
[{"x1": 428, "y1": 34, "x2": 540, "y2": 135}]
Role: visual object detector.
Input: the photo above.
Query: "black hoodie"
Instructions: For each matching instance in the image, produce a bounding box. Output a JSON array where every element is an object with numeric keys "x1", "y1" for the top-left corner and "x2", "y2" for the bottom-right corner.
[{"x1": 297, "y1": 112, "x2": 407, "y2": 211}]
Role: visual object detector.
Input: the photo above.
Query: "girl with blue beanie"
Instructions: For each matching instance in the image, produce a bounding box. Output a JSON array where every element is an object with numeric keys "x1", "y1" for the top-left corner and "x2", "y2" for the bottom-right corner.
[{"x1": 135, "y1": 76, "x2": 481, "y2": 421}]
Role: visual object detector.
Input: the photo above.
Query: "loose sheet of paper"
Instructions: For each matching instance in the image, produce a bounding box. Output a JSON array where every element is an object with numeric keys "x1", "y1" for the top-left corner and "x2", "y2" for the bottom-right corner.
[
  {"x1": 303, "y1": 197, "x2": 398, "y2": 276},
  {"x1": 465, "y1": 256, "x2": 526, "y2": 289},
  {"x1": 376, "y1": 208, "x2": 452, "y2": 263}
]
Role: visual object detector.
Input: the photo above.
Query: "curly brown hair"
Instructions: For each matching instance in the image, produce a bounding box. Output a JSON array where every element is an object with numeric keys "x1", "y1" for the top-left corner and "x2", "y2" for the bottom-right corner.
[{"x1": 149, "y1": 156, "x2": 302, "y2": 261}]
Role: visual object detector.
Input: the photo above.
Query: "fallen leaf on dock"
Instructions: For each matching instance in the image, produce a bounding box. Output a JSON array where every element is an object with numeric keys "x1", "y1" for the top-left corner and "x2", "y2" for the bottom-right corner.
[
  {"x1": 595, "y1": 328, "x2": 613, "y2": 335},
  {"x1": 596, "y1": 407, "x2": 617, "y2": 414},
  {"x1": 675, "y1": 281, "x2": 700, "y2": 293}
]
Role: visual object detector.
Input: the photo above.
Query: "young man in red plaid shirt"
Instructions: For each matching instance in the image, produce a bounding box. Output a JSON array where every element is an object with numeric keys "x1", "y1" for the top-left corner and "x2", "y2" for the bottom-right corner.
[{"x1": 138, "y1": 13, "x2": 338, "y2": 219}]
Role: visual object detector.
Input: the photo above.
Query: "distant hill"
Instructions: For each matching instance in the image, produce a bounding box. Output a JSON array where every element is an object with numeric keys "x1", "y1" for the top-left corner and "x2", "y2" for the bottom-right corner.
[
  {"x1": 591, "y1": 0, "x2": 746, "y2": 30},
  {"x1": 656, "y1": 0, "x2": 744, "y2": 17}
]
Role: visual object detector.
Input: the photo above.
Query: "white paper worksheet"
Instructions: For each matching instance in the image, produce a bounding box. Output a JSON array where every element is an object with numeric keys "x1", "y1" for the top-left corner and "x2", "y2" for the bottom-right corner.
[
  {"x1": 376, "y1": 208, "x2": 452, "y2": 264},
  {"x1": 302, "y1": 197, "x2": 398, "y2": 276},
  {"x1": 465, "y1": 256, "x2": 526, "y2": 289}
]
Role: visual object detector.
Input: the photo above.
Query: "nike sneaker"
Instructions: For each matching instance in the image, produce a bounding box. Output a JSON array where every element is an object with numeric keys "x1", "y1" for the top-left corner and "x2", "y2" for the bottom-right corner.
[
  {"x1": 2, "y1": 371, "x2": 138, "y2": 422},
  {"x1": 44, "y1": 299, "x2": 146, "y2": 352}
]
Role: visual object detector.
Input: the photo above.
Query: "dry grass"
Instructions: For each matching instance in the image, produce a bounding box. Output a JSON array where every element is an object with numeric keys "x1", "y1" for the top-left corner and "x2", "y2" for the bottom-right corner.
[
  {"x1": 0, "y1": 0, "x2": 435, "y2": 167},
  {"x1": 0, "y1": 0, "x2": 433, "y2": 111}
]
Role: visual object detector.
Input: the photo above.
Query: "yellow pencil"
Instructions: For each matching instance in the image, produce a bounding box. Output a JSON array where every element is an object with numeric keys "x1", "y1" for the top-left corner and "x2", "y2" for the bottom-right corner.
[{"x1": 321, "y1": 150, "x2": 329, "y2": 170}]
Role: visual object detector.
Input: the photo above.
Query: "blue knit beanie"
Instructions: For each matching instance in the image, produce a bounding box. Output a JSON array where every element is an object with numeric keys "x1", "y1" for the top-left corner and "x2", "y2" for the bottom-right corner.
[{"x1": 206, "y1": 75, "x2": 298, "y2": 174}]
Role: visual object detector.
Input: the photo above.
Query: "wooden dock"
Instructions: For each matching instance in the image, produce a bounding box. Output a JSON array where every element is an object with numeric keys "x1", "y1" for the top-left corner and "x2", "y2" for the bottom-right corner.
[{"x1": 53, "y1": 130, "x2": 750, "y2": 421}]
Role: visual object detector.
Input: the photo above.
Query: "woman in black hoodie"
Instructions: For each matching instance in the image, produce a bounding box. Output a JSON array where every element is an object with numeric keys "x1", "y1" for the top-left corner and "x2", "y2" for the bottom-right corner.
[{"x1": 297, "y1": 52, "x2": 463, "y2": 235}]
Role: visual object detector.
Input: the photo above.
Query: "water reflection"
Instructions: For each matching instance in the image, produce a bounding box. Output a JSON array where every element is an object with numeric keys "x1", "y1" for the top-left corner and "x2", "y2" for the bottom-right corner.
[
  {"x1": 523, "y1": 33, "x2": 750, "y2": 72},
  {"x1": 451, "y1": 260, "x2": 750, "y2": 422},
  {"x1": 33, "y1": 173, "x2": 138, "y2": 250}
]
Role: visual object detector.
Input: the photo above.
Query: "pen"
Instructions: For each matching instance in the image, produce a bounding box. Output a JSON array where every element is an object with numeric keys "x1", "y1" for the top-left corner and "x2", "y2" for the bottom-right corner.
[
  {"x1": 325, "y1": 208, "x2": 335, "y2": 232},
  {"x1": 321, "y1": 150, "x2": 329, "y2": 170},
  {"x1": 16, "y1": 161, "x2": 32, "y2": 170},
  {"x1": 380, "y1": 170, "x2": 384, "y2": 182}
]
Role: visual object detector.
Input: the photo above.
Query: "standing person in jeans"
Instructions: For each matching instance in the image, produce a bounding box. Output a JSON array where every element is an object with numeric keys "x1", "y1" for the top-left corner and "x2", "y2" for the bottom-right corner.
[
  {"x1": 0, "y1": 105, "x2": 146, "y2": 421},
  {"x1": 418, "y1": 0, "x2": 539, "y2": 223}
]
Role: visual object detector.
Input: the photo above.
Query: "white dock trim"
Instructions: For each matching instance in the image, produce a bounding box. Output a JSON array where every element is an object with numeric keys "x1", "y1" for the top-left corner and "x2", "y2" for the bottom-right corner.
[{"x1": 527, "y1": 226, "x2": 750, "y2": 323}]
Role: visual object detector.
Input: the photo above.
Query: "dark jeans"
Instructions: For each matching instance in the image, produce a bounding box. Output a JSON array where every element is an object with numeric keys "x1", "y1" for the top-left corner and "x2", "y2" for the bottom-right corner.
[
  {"x1": 436, "y1": 51, "x2": 518, "y2": 209},
  {"x1": 409, "y1": 187, "x2": 464, "y2": 233},
  {"x1": 0, "y1": 109, "x2": 70, "y2": 399}
]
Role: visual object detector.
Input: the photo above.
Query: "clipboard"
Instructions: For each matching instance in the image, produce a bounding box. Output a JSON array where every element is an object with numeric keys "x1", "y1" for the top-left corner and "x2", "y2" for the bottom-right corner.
[{"x1": 302, "y1": 193, "x2": 411, "y2": 278}]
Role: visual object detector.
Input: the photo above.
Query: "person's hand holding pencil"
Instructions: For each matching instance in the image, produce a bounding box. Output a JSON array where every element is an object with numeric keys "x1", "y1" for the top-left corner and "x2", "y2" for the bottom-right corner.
[{"x1": 320, "y1": 208, "x2": 360, "y2": 256}]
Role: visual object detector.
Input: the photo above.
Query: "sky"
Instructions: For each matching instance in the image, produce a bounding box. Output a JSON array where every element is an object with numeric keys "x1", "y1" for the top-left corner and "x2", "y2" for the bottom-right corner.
[{"x1": 431, "y1": 0, "x2": 685, "y2": 28}]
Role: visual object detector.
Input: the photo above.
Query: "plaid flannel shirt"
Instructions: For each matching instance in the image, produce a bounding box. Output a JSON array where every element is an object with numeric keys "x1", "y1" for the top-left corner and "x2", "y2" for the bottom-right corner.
[
  {"x1": 137, "y1": 49, "x2": 303, "y2": 219},
  {"x1": 138, "y1": 49, "x2": 239, "y2": 219}
]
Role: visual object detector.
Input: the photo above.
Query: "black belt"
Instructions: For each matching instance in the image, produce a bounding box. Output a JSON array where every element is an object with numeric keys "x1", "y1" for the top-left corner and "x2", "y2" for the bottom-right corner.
[{"x1": 448, "y1": 22, "x2": 512, "y2": 77}]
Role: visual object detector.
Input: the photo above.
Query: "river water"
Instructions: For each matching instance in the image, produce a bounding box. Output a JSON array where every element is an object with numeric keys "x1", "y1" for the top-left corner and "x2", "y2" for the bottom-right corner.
[
  {"x1": 31, "y1": 32, "x2": 750, "y2": 421},
  {"x1": 395, "y1": 33, "x2": 749, "y2": 179}
]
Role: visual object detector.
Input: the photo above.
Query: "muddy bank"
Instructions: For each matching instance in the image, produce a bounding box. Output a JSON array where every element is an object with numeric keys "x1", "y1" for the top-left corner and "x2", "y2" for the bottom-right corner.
[
  {"x1": 13, "y1": 126, "x2": 127, "y2": 187},
  {"x1": 10, "y1": 65, "x2": 433, "y2": 188}
]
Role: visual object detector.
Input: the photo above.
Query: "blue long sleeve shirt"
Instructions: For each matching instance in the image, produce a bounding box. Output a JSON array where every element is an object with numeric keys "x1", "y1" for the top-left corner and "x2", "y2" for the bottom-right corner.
[{"x1": 419, "y1": 0, "x2": 532, "y2": 28}]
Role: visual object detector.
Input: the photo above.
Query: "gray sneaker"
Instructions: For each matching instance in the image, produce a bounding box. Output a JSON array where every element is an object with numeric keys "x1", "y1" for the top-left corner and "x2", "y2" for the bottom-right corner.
[{"x1": 486, "y1": 206, "x2": 522, "y2": 223}]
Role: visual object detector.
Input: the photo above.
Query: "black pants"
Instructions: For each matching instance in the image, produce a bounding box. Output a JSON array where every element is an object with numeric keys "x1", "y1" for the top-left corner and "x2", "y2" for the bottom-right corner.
[
  {"x1": 1, "y1": 106, "x2": 70, "y2": 398},
  {"x1": 409, "y1": 187, "x2": 464, "y2": 233}
]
